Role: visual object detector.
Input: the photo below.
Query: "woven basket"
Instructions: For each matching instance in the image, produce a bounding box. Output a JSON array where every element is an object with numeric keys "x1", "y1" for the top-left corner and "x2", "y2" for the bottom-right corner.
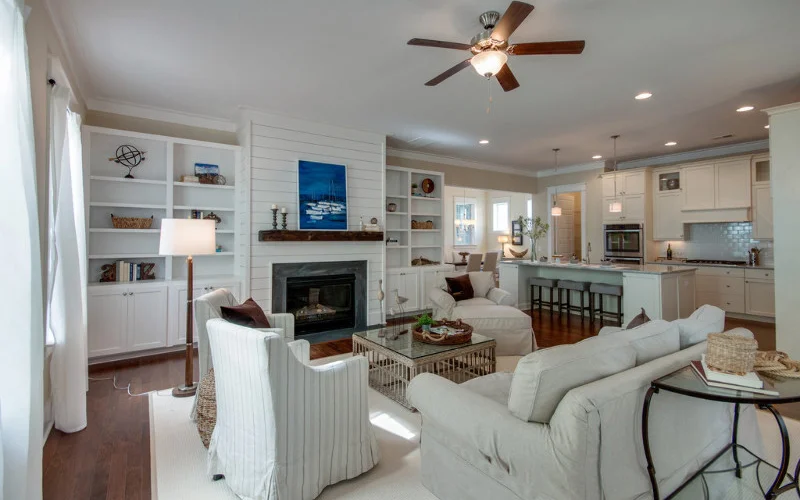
[
  {"x1": 411, "y1": 220, "x2": 434, "y2": 230},
  {"x1": 111, "y1": 214, "x2": 154, "y2": 229},
  {"x1": 706, "y1": 333, "x2": 758, "y2": 375},
  {"x1": 195, "y1": 369, "x2": 216, "y2": 448}
]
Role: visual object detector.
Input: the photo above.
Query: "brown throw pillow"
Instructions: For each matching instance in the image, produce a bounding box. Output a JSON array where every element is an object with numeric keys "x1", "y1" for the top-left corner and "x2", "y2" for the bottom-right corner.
[
  {"x1": 626, "y1": 308, "x2": 651, "y2": 329},
  {"x1": 445, "y1": 274, "x2": 474, "y2": 302},
  {"x1": 220, "y1": 298, "x2": 271, "y2": 328}
]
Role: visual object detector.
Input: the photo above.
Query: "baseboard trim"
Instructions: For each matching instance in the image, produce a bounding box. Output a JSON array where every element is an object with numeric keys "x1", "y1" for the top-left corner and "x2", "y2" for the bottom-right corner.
[
  {"x1": 89, "y1": 345, "x2": 198, "y2": 372},
  {"x1": 726, "y1": 312, "x2": 775, "y2": 324}
]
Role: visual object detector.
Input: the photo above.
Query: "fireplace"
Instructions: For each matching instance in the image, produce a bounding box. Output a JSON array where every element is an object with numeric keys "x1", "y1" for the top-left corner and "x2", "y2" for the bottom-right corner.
[
  {"x1": 286, "y1": 274, "x2": 356, "y2": 335},
  {"x1": 272, "y1": 260, "x2": 368, "y2": 336}
]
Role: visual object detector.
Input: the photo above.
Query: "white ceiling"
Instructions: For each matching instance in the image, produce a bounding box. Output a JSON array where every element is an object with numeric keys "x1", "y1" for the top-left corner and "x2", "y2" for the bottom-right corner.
[{"x1": 49, "y1": 0, "x2": 800, "y2": 173}]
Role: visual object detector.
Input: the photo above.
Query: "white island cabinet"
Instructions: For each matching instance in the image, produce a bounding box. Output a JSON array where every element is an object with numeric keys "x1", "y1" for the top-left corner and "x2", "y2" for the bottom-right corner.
[{"x1": 499, "y1": 261, "x2": 696, "y2": 322}]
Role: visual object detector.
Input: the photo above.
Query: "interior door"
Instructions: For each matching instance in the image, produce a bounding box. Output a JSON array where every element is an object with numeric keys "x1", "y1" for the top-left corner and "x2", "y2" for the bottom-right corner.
[
  {"x1": 555, "y1": 194, "x2": 575, "y2": 256},
  {"x1": 87, "y1": 288, "x2": 128, "y2": 357},
  {"x1": 127, "y1": 286, "x2": 168, "y2": 351}
]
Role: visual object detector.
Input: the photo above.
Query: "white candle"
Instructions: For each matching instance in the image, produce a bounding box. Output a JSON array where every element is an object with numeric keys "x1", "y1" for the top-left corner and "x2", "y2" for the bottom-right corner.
[
  {"x1": 281, "y1": 207, "x2": 287, "y2": 213},
  {"x1": 272, "y1": 204, "x2": 277, "y2": 210}
]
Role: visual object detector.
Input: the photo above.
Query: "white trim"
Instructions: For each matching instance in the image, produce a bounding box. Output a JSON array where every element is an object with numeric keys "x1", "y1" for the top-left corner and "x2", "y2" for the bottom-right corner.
[
  {"x1": 82, "y1": 125, "x2": 240, "y2": 151},
  {"x1": 764, "y1": 102, "x2": 800, "y2": 116},
  {"x1": 536, "y1": 161, "x2": 605, "y2": 178},
  {"x1": 42, "y1": 0, "x2": 88, "y2": 108},
  {"x1": 617, "y1": 140, "x2": 769, "y2": 170},
  {"x1": 87, "y1": 98, "x2": 237, "y2": 132},
  {"x1": 546, "y1": 183, "x2": 587, "y2": 261},
  {"x1": 385, "y1": 147, "x2": 538, "y2": 178}
]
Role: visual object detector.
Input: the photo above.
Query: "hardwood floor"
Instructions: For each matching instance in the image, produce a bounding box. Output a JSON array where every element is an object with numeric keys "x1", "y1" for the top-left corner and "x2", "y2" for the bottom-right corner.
[{"x1": 42, "y1": 315, "x2": 782, "y2": 499}]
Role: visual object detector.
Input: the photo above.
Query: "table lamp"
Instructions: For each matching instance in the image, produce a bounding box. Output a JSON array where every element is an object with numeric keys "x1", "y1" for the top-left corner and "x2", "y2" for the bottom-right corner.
[
  {"x1": 159, "y1": 218, "x2": 216, "y2": 397},
  {"x1": 498, "y1": 235, "x2": 509, "y2": 258}
]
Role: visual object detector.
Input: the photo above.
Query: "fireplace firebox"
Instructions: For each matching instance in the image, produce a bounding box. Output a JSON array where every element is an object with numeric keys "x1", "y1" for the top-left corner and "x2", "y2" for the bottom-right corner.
[{"x1": 286, "y1": 274, "x2": 356, "y2": 335}]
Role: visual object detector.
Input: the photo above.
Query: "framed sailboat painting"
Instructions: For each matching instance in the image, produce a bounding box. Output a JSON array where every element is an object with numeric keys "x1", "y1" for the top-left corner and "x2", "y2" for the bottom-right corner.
[{"x1": 297, "y1": 160, "x2": 348, "y2": 230}]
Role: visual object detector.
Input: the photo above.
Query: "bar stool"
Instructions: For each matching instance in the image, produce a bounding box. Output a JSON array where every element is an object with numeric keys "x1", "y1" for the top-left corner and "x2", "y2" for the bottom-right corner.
[
  {"x1": 529, "y1": 277, "x2": 558, "y2": 317},
  {"x1": 557, "y1": 280, "x2": 592, "y2": 321},
  {"x1": 589, "y1": 283, "x2": 624, "y2": 326}
]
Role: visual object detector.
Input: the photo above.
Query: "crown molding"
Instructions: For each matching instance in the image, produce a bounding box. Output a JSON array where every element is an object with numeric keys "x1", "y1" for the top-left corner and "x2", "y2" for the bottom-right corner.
[
  {"x1": 87, "y1": 98, "x2": 237, "y2": 132},
  {"x1": 764, "y1": 102, "x2": 800, "y2": 116},
  {"x1": 42, "y1": 0, "x2": 88, "y2": 110},
  {"x1": 385, "y1": 147, "x2": 537, "y2": 178},
  {"x1": 617, "y1": 139, "x2": 769, "y2": 170},
  {"x1": 535, "y1": 161, "x2": 604, "y2": 178}
]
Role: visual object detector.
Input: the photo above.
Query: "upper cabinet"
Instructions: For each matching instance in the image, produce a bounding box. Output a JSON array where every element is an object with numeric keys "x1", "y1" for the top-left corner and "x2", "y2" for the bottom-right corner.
[
  {"x1": 601, "y1": 170, "x2": 648, "y2": 223},
  {"x1": 683, "y1": 158, "x2": 751, "y2": 211},
  {"x1": 751, "y1": 154, "x2": 773, "y2": 240},
  {"x1": 682, "y1": 164, "x2": 716, "y2": 210},
  {"x1": 602, "y1": 170, "x2": 645, "y2": 198}
]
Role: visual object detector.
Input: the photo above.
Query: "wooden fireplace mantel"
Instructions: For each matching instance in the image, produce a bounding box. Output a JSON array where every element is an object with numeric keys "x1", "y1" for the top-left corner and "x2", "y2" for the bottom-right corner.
[{"x1": 258, "y1": 230, "x2": 385, "y2": 242}]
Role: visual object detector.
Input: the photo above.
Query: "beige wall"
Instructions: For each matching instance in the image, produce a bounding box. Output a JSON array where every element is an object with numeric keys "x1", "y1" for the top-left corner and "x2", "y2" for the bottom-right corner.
[
  {"x1": 84, "y1": 110, "x2": 238, "y2": 145},
  {"x1": 534, "y1": 168, "x2": 604, "y2": 262},
  {"x1": 386, "y1": 155, "x2": 537, "y2": 193}
]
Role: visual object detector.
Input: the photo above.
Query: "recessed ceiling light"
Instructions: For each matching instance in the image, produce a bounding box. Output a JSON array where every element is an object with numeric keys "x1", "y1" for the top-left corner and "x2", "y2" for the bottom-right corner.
[
  {"x1": 635, "y1": 92, "x2": 653, "y2": 100},
  {"x1": 665, "y1": 141, "x2": 677, "y2": 146},
  {"x1": 765, "y1": 125, "x2": 770, "y2": 129},
  {"x1": 592, "y1": 155, "x2": 602, "y2": 159},
  {"x1": 736, "y1": 106, "x2": 754, "y2": 112},
  {"x1": 478, "y1": 139, "x2": 489, "y2": 144}
]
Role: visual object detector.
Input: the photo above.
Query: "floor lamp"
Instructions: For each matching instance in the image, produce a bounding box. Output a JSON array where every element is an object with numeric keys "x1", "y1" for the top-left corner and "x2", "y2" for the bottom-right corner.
[{"x1": 159, "y1": 218, "x2": 216, "y2": 397}]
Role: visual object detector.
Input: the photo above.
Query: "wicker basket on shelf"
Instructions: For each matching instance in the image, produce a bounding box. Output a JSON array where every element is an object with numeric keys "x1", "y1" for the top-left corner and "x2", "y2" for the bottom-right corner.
[
  {"x1": 706, "y1": 332, "x2": 758, "y2": 375},
  {"x1": 411, "y1": 219, "x2": 434, "y2": 230},
  {"x1": 111, "y1": 214, "x2": 154, "y2": 229}
]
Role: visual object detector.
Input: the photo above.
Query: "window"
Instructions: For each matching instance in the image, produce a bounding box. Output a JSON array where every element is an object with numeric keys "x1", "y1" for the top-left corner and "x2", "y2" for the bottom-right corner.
[
  {"x1": 527, "y1": 198, "x2": 533, "y2": 219},
  {"x1": 454, "y1": 198, "x2": 476, "y2": 246},
  {"x1": 492, "y1": 200, "x2": 509, "y2": 232}
]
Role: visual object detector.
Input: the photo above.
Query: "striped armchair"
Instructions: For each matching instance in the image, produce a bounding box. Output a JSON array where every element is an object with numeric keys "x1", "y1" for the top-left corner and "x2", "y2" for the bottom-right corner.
[{"x1": 206, "y1": 319, "x2": 379, "y2": 500}]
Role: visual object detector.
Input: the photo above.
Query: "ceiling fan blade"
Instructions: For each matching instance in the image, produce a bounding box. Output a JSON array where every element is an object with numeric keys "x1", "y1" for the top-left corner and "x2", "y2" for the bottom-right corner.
[
  {"x1": 491, "y1": 1, "x2": 535, "y2": 42},
  {"x1": 424, "y1": 59, "x2": 473, "y2": 86},
  {"x1": 408, "y1": 38, "x2": 473, "y2": 51},
  {"x1": 509, "y1": 40, "x2": 586, "y2": 55},
  {"x1": 495, "y1": 64, "x2": 520, "y2": 92}
]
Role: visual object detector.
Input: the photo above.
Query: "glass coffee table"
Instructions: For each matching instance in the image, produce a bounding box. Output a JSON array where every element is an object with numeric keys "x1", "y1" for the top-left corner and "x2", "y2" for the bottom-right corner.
[
  {"x1": 642, "y1": 365, "x2": 800, "y2": 499},
  {"x1": 352, "y1": 328, "x2": 496, "y2": 409}
]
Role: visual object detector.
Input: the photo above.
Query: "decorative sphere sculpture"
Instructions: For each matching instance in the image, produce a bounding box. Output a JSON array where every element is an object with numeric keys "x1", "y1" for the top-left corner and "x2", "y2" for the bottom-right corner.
[{"x1": 109, "y1": 145, "x2": 146, "y2": 178}]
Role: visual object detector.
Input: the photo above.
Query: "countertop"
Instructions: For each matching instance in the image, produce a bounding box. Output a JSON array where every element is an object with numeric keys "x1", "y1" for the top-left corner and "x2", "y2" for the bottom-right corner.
[
  {"x1": 499, "y1": 260, "x2": 697, "y2": 275},
  {"x1": 647, "y1": 260, "x2": 774, "y2": 271}
]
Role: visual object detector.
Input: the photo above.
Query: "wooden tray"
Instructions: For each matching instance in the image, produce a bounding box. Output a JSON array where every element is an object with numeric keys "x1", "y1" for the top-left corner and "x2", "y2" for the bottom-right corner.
[{"x1": 412, "y1": 320, "x2": 473, "y2": 345}]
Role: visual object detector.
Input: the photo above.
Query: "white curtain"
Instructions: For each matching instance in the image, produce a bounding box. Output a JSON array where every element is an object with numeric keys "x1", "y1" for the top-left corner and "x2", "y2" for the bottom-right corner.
[
  {"x1": 0, "y1": 0, "x2": 45, "y2": 498},
  {"x1": 47, "y1": 86, "x2": 88, "y2": 433}
]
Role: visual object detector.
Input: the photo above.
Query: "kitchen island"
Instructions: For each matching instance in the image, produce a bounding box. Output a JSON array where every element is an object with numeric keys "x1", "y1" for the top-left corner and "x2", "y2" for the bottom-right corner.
[{"x1": 499, "y1": 261, "x2": 697, "y2": 322}]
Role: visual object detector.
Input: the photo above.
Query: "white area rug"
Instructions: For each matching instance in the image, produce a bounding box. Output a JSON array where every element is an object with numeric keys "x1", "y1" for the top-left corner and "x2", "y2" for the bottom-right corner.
[{"x1": 150, "y1": 354, "x2": 800, "y2": 499}]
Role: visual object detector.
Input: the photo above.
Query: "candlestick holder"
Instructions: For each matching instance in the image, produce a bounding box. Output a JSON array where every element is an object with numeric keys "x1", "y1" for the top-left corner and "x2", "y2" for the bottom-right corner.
[
  {"x1": 281, "y1": 212, "x2": 287, "y2": 230},
  {"x1": 271, "y1": 208, "x2": 278, "y2": 230}
]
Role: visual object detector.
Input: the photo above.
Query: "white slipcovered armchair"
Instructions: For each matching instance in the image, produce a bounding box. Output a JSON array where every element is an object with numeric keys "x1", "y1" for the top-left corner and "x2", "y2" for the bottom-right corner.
[
  {"x1": 206, "y1": 319, "x2": 379, "y2": 500},
  {"x1": 430, "y1": 271, "x2": 534, "y2": 356}
]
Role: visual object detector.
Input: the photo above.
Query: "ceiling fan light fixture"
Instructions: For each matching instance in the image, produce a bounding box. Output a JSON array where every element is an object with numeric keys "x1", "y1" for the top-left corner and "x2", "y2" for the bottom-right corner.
[{"x1": 471, "y1": 50, "x2": 508, "y2": 77}]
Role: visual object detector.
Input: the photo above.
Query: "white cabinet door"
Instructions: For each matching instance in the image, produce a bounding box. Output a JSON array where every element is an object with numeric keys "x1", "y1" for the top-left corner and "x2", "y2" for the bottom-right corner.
[
  {"x1": 602, "y1": 176, "x2": 619, "y2": 198},
  {"x1": 653, "y1": 192, "x2": 685, "y2": 240},
  {"x1": 420, "y1": 269, "x2": 442, "y2": 309},
  {"x1": 400, "y1": 271, "x2": 421, "y2": 312},
  {"x1": 87, "y1": 288, "x2": 128, "y2": 357},
  {"x1": 385, "y1": 270, "x2": 402, "y2": 316},
  {"x1": 752, "y1": 185, "x2": 773, "y2": 240},
  {"x1": 745, "y1": 279, "x2": 775, "y2": 317},
  {"x1": 602, "y1": 196, "x2": 623, "y2": 223},
  {"x1": 715, "y1": 159, "x2": 751, "y2": 209},
  {"x1": 622, "y1": 171, "x2": 645, "y2": 195},
  {"x1": 683, "y1": 164, "x2": 716, "y2": 210},
  {"x1": 173, "y1": 285, "x2": 204, "y2": 346},
  {"x1": 678, "y1": 273, "x2": 696, "y2": 318},
  {"x1": 622, "y1": 194, "x2": 645, "y2": 221},
  {"x1": 127, "y1": 286, "x2": 168, "y2": 351}
]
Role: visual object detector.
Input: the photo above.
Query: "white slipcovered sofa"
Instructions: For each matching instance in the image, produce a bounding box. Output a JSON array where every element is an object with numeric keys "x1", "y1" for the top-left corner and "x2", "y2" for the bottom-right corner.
[
  {"x1": 407, "y1": 305, "x2": 763, "y2": 500},
  {"x1": 429, "y1": 271, "x2": 535, "y2": 356}
]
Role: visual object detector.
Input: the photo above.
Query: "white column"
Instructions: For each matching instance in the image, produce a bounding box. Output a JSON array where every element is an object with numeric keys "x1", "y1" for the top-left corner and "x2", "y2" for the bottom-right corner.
[{"x1": 765, "y1": 102, "x2": 800, "y2": 358}]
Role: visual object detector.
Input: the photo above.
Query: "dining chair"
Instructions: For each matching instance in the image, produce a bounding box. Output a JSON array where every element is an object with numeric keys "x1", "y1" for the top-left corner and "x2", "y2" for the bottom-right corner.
[
  {"x1": 465, "y1": 253, "x2": 483, "y2": 272},
  {"x1": 482, "y1": 251, "x2": 499, "y2": 273}
]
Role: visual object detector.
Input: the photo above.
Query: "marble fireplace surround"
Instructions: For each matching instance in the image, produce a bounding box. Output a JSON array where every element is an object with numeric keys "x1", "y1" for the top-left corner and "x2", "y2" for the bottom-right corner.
[{"x1": 271, "y1": 260, "x2": 368, "y2": 332}]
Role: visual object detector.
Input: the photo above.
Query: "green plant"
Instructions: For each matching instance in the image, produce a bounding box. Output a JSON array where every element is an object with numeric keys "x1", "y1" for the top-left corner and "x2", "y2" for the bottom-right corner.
[
  {"x1": 517, "y1": 216, "x2": 550, "y2": 259},
  {"x1": 415, "y1": 313, "x2": 434, "y2": 328}
]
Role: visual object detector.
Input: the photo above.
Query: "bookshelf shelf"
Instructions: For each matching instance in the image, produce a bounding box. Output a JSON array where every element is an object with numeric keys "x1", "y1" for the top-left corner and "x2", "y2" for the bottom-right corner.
[
  {"x1": 174, "y1": 181, "x2": 235, "y2": 190},
  {"x1": 90, "y1": 175, "x2": 167, "y2": 185}
]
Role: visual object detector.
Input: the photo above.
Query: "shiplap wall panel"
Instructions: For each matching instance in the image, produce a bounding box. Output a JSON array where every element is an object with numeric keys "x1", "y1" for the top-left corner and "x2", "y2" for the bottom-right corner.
[{"x1": 242, "y1": 111, "x2": 386, "y2": 326}]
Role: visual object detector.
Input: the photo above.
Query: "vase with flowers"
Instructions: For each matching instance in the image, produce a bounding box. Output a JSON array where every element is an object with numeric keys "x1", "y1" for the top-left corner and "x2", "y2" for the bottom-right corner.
[{"x1": 516, "y1": 215, "x2": 549, "y2": 261}]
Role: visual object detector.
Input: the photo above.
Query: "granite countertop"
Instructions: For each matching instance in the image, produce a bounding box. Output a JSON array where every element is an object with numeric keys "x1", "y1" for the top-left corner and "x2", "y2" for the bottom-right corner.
[
  {"x1": 499, "y1": 260, "x2": 697, "y2": 275},
  {"x1": 647, "y1": 260, "x2": 774, "y2": 271}
]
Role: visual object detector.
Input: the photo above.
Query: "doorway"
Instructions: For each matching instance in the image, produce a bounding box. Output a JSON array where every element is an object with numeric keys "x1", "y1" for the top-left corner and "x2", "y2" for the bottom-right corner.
[{"x1": 546, "y1": 183, "x2": 587, "y2": 261}]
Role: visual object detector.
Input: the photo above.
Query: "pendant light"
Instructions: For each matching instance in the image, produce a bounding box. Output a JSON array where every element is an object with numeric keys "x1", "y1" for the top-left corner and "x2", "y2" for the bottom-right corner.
[
  {"x1": 551, "y1": 148, "x2": 562, "y2": 217},
  {"x1": 609, "y1": 135, "x2": 623, "y2": 213}
]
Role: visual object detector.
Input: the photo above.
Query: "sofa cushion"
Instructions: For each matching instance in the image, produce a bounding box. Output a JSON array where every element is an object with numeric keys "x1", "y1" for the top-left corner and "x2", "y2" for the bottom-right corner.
[
  {"x1": 673, "y1": 304, "x2": 725, "y2": 348},
  {"x1": 507, "y1": 335, "x2": 636, "y2": 423},
  {"x1": 445, "y1": 274, "x2": 474, "y2": 302},
  {"x1": 461, "y1": 372, "x2": 513, "y2": 406},
  {"x1": 601, "y1": 319, "x2": 680, "y2": 365},
  {"x1": 453, "y1": 297, "x2": 496, "y2": 308},
  {"x1": 468, "y1": 271, "x2": 494, "y2": 298},
  {"x1": 453, "y1": 303, "x2": 529, "y2": 329}
]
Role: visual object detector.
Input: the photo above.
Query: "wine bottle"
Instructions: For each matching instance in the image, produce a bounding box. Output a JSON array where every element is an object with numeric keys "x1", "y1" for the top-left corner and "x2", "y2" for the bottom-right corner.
[{"x1": 666, "y1": 243, "x2": 673, "y2": 260}]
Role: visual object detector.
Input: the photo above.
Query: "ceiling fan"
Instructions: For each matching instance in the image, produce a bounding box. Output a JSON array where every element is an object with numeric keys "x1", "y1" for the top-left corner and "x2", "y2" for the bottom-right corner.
[{"x1": 408, "y1": 1, "x2": 585, "y2": 92}]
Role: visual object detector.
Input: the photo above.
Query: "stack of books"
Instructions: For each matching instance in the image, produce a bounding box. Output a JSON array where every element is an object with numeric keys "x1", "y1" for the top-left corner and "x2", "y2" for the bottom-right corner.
[
  {"x1": 115, "y1": 261, "x2": 147, "y2": 282},
  {"x1": 691, "y1": 354, "x2": 778, "y2": 396}
]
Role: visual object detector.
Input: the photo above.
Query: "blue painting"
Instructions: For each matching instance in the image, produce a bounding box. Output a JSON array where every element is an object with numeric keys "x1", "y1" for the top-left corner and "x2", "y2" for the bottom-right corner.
[{"x1": 297, "y1": 160, "x2": 348, "y2": 230}]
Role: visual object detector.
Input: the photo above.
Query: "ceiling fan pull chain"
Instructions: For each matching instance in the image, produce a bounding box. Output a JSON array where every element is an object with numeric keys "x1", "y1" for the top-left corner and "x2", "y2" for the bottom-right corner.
[{"x1": 486, "y1": 77, "x2": 493, "y2": 114}]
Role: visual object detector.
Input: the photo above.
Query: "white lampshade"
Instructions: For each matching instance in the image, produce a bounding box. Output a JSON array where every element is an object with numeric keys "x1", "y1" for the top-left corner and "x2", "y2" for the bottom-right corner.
[
  {"x1": 159, "y1": 219, "x2": 217, "y2": 256},
  {"x1": 498, "y1": 235, "x2": 509, "y2": 244},
  {"x1": 471, "y1": 50, "x2": 508, "y2": 77},
  {"x1": 609, "y1": 201, "x2": 623, "y2": 213},
  {"x1": 551, "y1": 206, "x2": 562, "y2": 217}
]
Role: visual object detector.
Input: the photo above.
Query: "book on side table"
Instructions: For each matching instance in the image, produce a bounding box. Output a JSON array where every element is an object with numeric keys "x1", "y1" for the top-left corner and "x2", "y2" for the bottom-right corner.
[{"x1": 691, "y1": 355, "x2": 779, "y2": 396}]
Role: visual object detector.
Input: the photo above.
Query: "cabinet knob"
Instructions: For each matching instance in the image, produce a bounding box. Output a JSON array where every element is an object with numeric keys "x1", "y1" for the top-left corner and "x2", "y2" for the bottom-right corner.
[
  {"x1": 129, "y1": 292, "x2": 134, "y2": 296},
  {"x1": 209, "y1": 286, "x2": 214, "y2": 290},
  {"x1": 726, "y1": 285, "x2": 730, "y2": 288},
  {"x1": 122, "y1": 292, "x2": 128, "y2": 296}
]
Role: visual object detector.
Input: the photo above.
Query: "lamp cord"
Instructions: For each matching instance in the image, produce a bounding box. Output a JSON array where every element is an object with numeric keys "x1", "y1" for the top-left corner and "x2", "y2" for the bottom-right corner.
[{"x1": 88, "y1": 374, "x2": 173, "y2": 397}]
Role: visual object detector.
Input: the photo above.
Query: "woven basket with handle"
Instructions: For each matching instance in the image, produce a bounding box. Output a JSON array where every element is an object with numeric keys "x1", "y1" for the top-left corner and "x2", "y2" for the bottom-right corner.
[
  {"x1": 706, "y1": 332, "x2": 757, "y2": 375},
  {"x1": 111, "y1": 214, "x2": 154, "y2": 229}
]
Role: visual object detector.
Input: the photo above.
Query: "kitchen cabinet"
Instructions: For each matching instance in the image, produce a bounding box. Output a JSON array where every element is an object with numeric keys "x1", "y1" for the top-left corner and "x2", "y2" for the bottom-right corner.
[
  {"x1": 170, "y1": 280, "x2": 241, "y2": 346},
  {"x1": 88, "y1": 283, "x2": 168, "y2": 357},
  {"x1": 683, "y1": 164, "x2": 716, "y2": 210},
  {"x1": 602, "y1": 170, "x2": 645, "y2": 198},
  {"x1": 752, "y1": 154, "x2": 771, "y2": 186},
  {"x1": 693, "y1": 266, "x2": 774, "y2": 318},
  {"x1": 745, "y1": 268, "x2": 775, "y2": 317},
  {"x1": 752, "y1": 185, "x2": 774, "y2": 240},
  {"x1": 602, "y1": 193, "x2": 645, "y2": 223},
  {"x1": 683, "y1": 159, "x2": 751, "y2": 211},
  {"x1": 386, "y1": 268, "x2": 420, "y2": 315},
  {"x1": 653, "y1": 192, "x2": 685, "y2": 240}
]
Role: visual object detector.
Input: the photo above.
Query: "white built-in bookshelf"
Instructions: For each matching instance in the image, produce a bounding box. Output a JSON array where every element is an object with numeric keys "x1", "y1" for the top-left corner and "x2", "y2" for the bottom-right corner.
[
  {"x1": 83, "y1": 126, "x2": 244, "y2": 285},
  {"x1": 385, "y1": 166, "x2": 445, "y2": 269}
]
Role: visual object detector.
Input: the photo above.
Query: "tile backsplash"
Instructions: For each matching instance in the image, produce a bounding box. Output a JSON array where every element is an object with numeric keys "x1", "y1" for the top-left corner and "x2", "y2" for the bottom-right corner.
[{"x1": 656, "y1": 222, "x2": 773, "y2": 263}]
